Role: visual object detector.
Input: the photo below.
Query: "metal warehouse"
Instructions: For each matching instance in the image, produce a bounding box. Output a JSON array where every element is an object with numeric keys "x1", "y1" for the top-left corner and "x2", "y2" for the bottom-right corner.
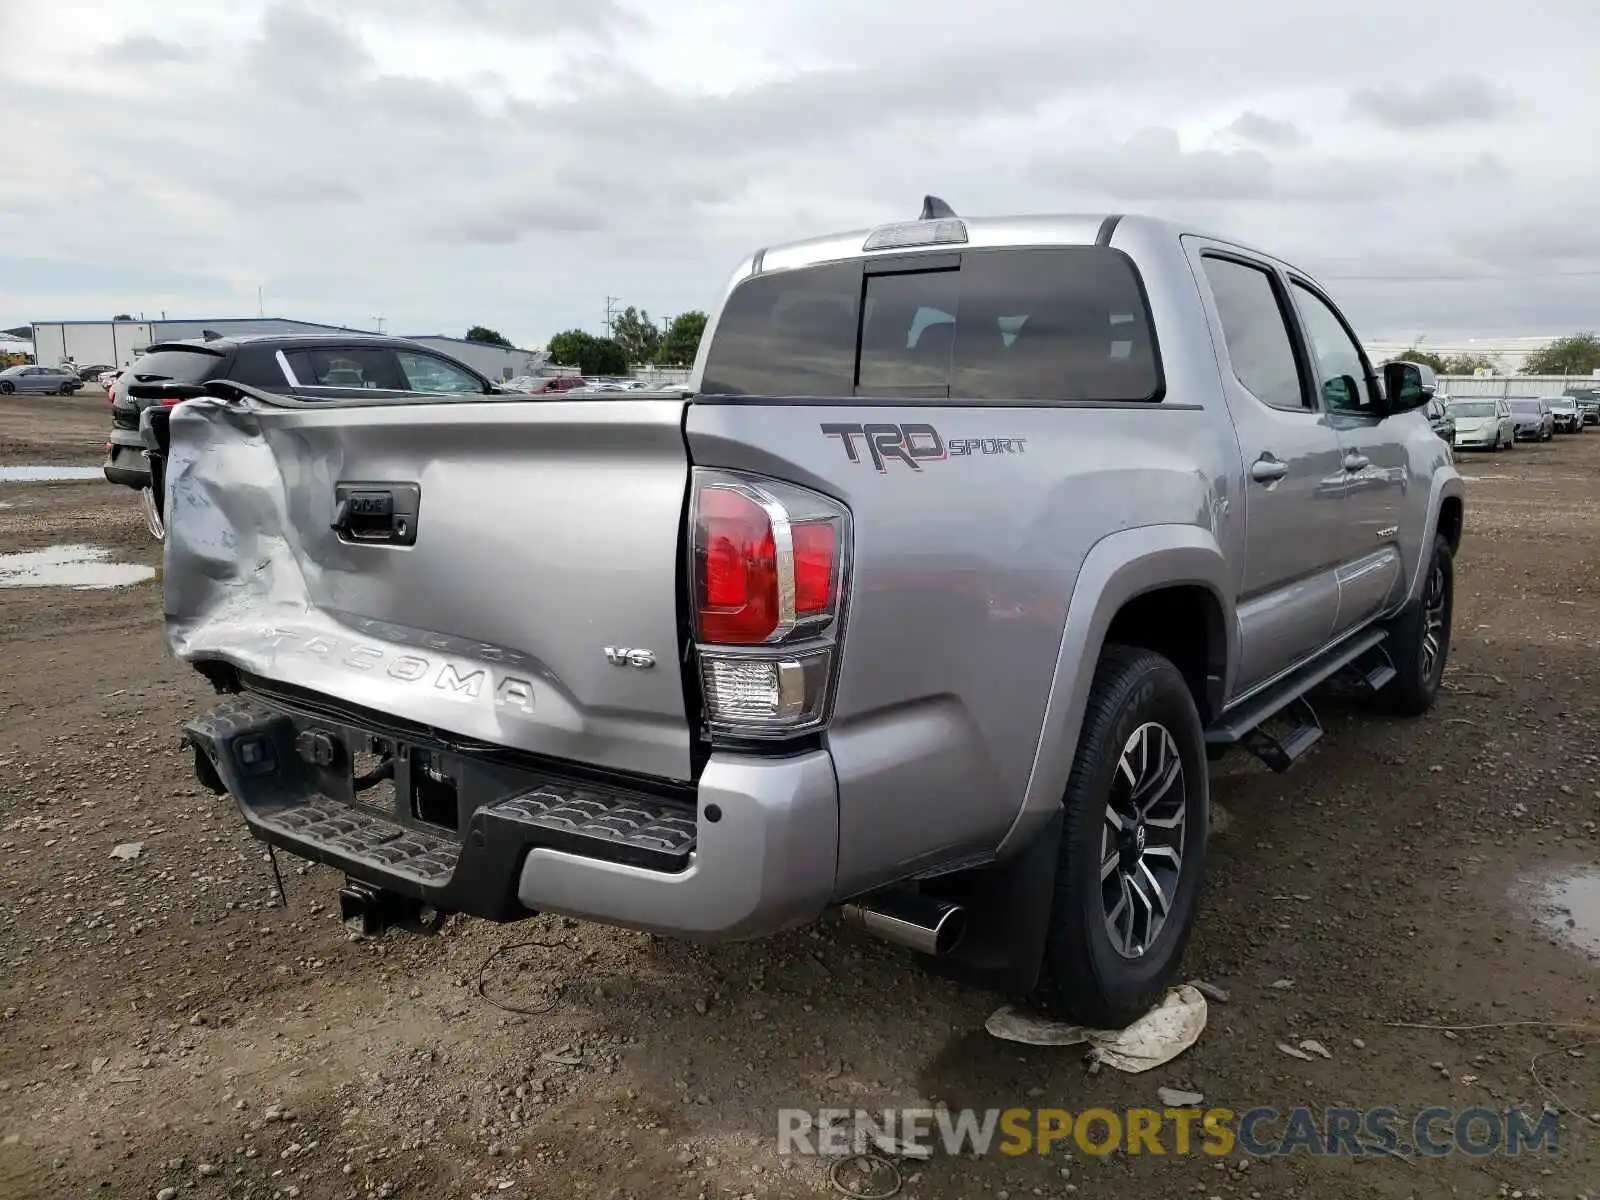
[
  {"x1": 30, "y1": 319, "x2": 548, "y2": 382},
  {"x1": 29, "y1": 317, "x2": 379, "y2": 372}
]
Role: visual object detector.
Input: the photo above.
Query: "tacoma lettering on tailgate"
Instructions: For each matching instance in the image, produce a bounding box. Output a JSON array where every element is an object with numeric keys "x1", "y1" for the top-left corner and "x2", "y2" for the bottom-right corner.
[{"x1": 259, "y1": 627, "x2": 536, "y2": 713}]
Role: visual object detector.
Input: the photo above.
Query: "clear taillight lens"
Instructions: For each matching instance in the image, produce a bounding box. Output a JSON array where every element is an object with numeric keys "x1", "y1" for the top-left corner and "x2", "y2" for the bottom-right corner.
[{"x1": 690, "y1": 469, "x2": 850, "y2": 739}]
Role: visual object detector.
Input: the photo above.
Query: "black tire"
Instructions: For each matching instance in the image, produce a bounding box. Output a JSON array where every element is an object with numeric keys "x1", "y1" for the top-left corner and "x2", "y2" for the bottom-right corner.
[
  {"x1": 0, "y1": 381, "x2": 13, "y2": 394},
  {"x1": 1038, "y1": 645, "x2": 1208, "y2": 1027},
  {"x1": 1377, "y1": 534, "x2": 1454, "y2": 717}
]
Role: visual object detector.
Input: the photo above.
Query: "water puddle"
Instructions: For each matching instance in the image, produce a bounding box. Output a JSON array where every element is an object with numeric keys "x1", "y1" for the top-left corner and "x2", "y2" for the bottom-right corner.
[
  {"x1": 0, "y1": 465, "x2": 105, "y2": 483},
  {"x1": 1517, "y1": 867, "x2": 1600, "y2": 960},
  {"x1": 0, "y1": 544, "x2": 155, "y2": 590}
]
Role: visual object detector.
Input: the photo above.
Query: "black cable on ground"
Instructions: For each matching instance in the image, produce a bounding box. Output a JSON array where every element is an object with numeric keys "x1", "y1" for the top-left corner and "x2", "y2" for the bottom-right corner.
[{"x1": 475, "y1": 936, "x2": 568, "y2": 1016}]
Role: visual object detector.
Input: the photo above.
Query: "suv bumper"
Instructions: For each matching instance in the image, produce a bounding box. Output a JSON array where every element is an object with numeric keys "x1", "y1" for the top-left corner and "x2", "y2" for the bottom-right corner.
[
  {"x1": 183, "y1": 691, "x2": 839, "y2": 941},
  {"x1": 104, "y1": 429, "x2": 151, "y2": 488}
]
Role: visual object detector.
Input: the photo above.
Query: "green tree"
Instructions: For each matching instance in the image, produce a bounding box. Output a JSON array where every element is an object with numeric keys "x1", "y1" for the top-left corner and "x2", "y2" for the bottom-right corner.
[
  {"x1": 1394, "y1": 345, "x2": 1449, "y2": 373},
  {"x1": 465, "y1": 325, "x2": 513, "y2": 348},
  {"x1": 1521, "y1": 333, "x2": 1600, "y2": 376},
  {"x1": 610, "y1": 306, "x2": 661, "y2": 366},
  {"x1": 654, "y1": 311, "x2": 708, "y2": 368},
  {"x1": 1441, "y1": 353, "x2": 1500, "y2": 375},
  {"x1": 545, "y1": 329, "x2": 627, "y2": 376},
  {"x1": 113, "y1": 313, "x2": 134, "y2": 321}
]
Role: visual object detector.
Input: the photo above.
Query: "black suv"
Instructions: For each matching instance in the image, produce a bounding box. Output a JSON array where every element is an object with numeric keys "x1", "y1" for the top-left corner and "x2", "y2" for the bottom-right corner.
[{"x1": 104, "y1": 334, "x2": 502, "y2": 500}]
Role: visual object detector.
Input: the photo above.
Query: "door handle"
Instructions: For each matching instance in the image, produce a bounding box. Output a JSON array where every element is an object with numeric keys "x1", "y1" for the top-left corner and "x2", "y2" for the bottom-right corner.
[
  {"x1": 1343, "y1": 452, "x2": 1370, "y2": 472},
  {"x1": 1250, "y1": 455, "x2": 1288, "y2": 483},
  {"x1": 331, "y1": 483, "x2": 421, "y2": 546}
]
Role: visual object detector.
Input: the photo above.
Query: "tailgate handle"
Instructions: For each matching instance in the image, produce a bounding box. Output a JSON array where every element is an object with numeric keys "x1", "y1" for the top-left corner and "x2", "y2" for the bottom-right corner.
[{"x1": 332, "y1": 483, "x2": 420, "y2": 547}]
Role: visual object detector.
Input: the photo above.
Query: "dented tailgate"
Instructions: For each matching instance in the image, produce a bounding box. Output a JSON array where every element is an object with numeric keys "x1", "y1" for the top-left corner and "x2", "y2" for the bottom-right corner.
[{"x1": 163, "y1": 393, "x2": 693, "y2": 781}]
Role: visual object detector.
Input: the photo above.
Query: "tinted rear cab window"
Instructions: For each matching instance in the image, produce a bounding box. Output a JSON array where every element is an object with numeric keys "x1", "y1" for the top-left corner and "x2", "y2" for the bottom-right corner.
[{"x1": 701, "y1": 246, "x2": 1162, "y2": 402}]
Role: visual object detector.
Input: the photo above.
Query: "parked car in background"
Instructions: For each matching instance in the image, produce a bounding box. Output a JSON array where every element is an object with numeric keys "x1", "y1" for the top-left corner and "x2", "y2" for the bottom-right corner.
[
  {"x1": 104, "y1": 334, "x2": 503, "y2": 534},
  {"x1": 1448, "y1": 399, "x2": 1515, "y2": 450},
  {"x1": 72, "y1": 363, "x2": 115, "y2": 381},
  {"x1": 1508, "y1": 398, "x2": 1553, "y2": 442},
  {"x1": 0, "y1": 364, "x2": 84, "y2": 394},
  {"x1": 1424, "y1": 397, "x2": 1456, "y2": 444},
  {"x1": 1563, "y1": 386, "x2": 1600, "y2": 426},
  {"x1": 1548, "y1": 396, "x2": 1584, "y2": 433},
  {"x1": 97, "y1": 369, "x2": 121, "y2": 388},
  {"x1": 523, "y1": 374, "x2": 586, "y2": 394}
]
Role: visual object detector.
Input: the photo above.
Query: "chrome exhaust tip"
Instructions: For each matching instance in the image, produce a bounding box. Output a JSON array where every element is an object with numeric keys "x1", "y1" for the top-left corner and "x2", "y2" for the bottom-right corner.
[{"x1": 842, "y1": 889, "x2": 967, "y2": 958}]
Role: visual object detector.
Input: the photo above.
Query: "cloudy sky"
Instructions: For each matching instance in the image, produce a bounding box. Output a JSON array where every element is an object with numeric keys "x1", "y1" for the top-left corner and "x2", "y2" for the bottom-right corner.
[{"x1": 0, "y1": 0, "x2": 1594, "y2": 353}]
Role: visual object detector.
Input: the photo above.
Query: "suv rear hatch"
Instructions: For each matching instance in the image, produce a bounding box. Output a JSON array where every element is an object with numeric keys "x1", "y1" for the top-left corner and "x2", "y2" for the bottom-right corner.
[{"x1": 165, "y1": 392, "x2": 695, "y2": 782}]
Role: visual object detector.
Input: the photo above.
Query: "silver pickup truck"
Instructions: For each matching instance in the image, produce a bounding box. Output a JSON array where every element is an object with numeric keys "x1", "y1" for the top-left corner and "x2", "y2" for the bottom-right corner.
[{"x1": 166, "y1": 199, "x2": 1464, "y2": 1025}]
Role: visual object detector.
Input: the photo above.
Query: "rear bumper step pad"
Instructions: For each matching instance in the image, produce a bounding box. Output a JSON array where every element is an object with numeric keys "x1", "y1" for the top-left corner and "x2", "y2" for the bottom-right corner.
[{"x1": 183, "y1": 694, "x2": 697, "y2": 922}]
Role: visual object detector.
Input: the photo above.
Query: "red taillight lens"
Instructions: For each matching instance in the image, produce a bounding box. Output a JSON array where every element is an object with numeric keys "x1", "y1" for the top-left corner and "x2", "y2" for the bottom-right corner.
[
  {"x1": 697, "y1": 487, "x2": 779, "y2": 643},
  {"x1": 161, "y1": 396, "x2": 184, "y2": 406},
  {"x1": 792, "y1": 522, "x2": 835, "y2": 614}
]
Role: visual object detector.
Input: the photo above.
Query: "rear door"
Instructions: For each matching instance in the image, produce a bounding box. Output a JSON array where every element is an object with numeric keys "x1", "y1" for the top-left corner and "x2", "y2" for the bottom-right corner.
[
  {"x1": 162, "y1": 390, "x2": 695, "y2": 781},
  {"x1": 1187, "y1": 244, "x2": 1346, "y2": 692}
]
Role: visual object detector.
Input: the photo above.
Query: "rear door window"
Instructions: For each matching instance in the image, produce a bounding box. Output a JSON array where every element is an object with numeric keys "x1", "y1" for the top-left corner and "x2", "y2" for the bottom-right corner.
[
  {"x1": 1200, "y1": 257, "x2": 1307, "y2": 412},
  {"x1": 226, "y1": 346, "x2": 290, "y2": 389},
  {"x1": 284, "y1": 347, "x2": 407, "y2": 390},
  {"x1": 701, "y1": 247, "x2": 1161, "y2": 402}
]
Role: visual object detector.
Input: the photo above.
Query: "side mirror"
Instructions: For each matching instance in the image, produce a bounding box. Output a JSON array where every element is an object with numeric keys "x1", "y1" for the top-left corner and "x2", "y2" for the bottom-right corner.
[{"x1": 1381, "y1": 360, "x2": 1435, "y2": 415}]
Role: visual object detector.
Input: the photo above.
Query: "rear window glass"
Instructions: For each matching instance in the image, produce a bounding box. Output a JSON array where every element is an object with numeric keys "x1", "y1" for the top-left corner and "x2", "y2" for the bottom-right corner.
[
  {"x1": 122, "y1": 347, "x2": 224, "y2": 385},
  {"x1": 700, "y1": 247, "x2": 1161, "y2": 402}
]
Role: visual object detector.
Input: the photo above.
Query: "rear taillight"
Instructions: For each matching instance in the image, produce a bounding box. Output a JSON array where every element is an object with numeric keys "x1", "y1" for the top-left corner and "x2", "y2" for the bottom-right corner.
[
  {"x1": 691, "y1": 470, "x2": 850, "y2": 739},
  {"x1": 160, "y1": 396, "x2": 184, "y2": 407}
]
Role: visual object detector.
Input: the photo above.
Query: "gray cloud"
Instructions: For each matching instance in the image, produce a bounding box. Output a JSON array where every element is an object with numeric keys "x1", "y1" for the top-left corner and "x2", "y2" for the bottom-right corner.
[
  {"x1": 1348, "y1": 75, "x2": 1516, "y2": 129},
  {"x1": 250, "y1": 3, "x2": 374, "y2": 76},
  {"x1": 1036, "y1": 128, "x2": 1274, "y2": 201},
  {"x1": 1222, "y1": 111, "x2": 1306, "y2": 148},
  {"x1": 96, "y1": 34, "x2": 197, "y2": 64},
  {"x1": 340, "y1": 0, "x2": 646, "y2": 41},
  {"x1": 1, "y1": 0, "x2": 1596, "y2": 347}
]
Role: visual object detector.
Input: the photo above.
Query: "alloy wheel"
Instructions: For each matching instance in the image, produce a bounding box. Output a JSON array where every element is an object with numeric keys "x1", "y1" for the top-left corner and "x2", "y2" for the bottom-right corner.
[
  {"x1": 1100, "y1": 721, "x2": 1187, "y2": 959},
  {"x1": 1421, "y1": 560, "x2": 1447, "y2": 682}
]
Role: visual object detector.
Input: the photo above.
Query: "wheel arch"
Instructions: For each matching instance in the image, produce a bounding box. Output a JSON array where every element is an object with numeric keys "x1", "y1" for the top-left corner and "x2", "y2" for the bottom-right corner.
[{"x1": 995, "y1": 524, "x2": 1235, "y2": 862}]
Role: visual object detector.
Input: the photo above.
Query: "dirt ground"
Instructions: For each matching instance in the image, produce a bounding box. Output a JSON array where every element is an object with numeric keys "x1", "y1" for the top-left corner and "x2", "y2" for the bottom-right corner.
[{"x1": 1, "y1": 392, "x2": 1596, "y2": 1200}]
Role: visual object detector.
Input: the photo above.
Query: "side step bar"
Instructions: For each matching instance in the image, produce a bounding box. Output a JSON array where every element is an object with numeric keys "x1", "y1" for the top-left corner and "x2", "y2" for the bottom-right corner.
[{"x1": 1207, "y1": 627, "x2": 1391, "y2": 773}]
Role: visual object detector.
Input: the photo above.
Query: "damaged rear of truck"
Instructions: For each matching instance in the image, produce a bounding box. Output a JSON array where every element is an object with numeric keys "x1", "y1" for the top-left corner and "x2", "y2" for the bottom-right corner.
[
  {"x1": 167, "y1": 203, "x2": 1459, "y2": 1025},
  {"x1": 165, "y1": 213, "x2": 1223, "y2": 1028}
]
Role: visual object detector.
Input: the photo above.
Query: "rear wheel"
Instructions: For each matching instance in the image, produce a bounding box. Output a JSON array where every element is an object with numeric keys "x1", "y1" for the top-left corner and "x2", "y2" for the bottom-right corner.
[{"x1": 1039, "y1": 646, "x2": 1208, "y2": 1027}]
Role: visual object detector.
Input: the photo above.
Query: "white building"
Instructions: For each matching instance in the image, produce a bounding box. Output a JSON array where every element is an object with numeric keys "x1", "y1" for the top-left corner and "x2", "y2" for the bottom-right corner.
[
  {"x1": 402, "y1": 335, "x2": 546, "y2": 382},
  {"x1": 30, "y1": 317, "x2": 378, "y2": 372},
  {"x1": 29, "y1": 318, "x2": 547, "y2": 383}
]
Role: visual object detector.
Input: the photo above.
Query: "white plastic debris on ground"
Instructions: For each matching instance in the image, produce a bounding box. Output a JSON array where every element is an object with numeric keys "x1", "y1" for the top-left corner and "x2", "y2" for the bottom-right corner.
[{"x1": 984, "y1": 984, "x2": 1208, "y2": 1073}]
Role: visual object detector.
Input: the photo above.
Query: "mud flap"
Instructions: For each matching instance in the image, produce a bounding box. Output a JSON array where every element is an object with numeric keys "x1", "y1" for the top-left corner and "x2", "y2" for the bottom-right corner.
[{"x1": 922, "y1": 808, "x2": 1062, "y2": 997}]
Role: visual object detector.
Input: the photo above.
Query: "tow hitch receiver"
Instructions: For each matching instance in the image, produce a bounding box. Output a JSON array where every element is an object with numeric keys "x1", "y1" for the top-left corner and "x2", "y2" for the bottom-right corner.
[{"x1": 338, "y1": 878, "x2": 448, "y2": 937}]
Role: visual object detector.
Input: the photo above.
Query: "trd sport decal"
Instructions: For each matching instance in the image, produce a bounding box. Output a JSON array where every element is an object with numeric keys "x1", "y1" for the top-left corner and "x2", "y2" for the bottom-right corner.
[{"x1": 821, "y1": 423, "x2": 1028, "y2": 472}]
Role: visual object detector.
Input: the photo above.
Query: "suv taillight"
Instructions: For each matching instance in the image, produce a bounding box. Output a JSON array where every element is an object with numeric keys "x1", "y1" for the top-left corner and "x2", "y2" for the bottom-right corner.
[{"x1": 691, "y1": 469, "x2": 850, "y2": 738}]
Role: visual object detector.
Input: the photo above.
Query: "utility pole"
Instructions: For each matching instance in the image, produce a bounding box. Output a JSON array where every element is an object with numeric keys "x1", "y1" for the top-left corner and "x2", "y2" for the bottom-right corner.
[
  {"x1": 258, "y1": 285, "x2": 265, "y2": 318},
  {"x1": 604, "y1": 296, "x2": 622, "y2": 340},
  {"x1": 372, "y1": 316, "x2": 386, "y2": 334}
]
